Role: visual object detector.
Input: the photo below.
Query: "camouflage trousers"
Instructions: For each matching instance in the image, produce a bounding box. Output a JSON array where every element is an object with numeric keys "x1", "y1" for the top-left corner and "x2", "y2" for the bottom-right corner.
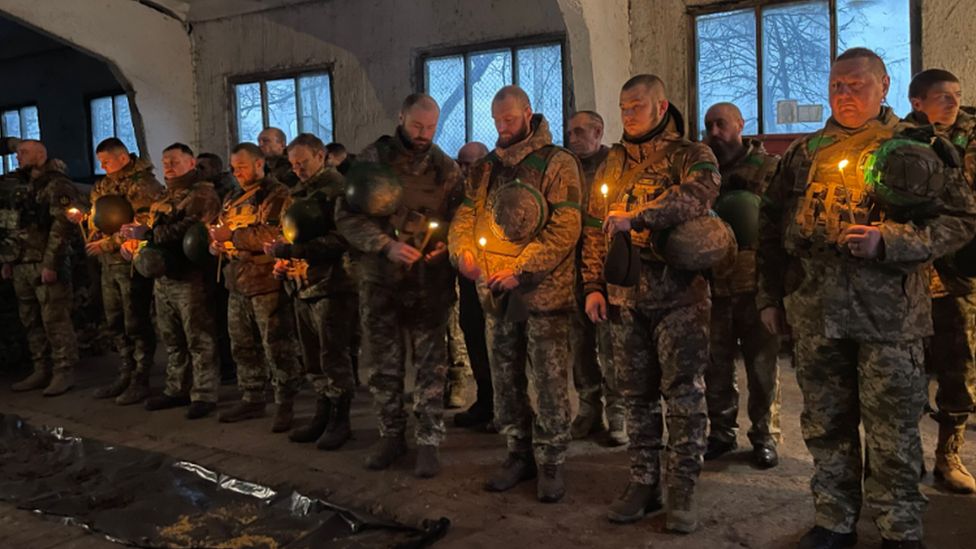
[
  {"x1": 227, "y1": 290, "x2": 301, "y2": 404},
  {"x1": 155, "y1": 275, "x2": 219, "y2": 403},
  {"x1": 795, "y1": 335, "x2": 927, "y2": 541},
  {"x1": 706, "y1": 293, "x2": 781, "y2": 446},
  {"x1": 447, "y1": 280, "x2": 471, "y2": 382},
  {"x1": 613, "y1": 299, "x2": 709, "y2": 491},
  {"x1": 927, "y1": 294, "x2": 976, "y2": 422},
  {"x1": 12, "y1": 262, "x2": 78, "y2": 374},
  {"x1": 572, "y1": 305, "x2": 622, "y2": 416},
  {"x1": 100, "y1": 263, "x2": 155, "y2": 376},
  {"x1": 360, "y1": 281, "x2": 450, "y2": 447},
  {"x1": 295, "y1": 293, "x2": 357, "y2": 399},
  {"x1": 485, "y1": 311, "x2": 572, "y2": 465}
]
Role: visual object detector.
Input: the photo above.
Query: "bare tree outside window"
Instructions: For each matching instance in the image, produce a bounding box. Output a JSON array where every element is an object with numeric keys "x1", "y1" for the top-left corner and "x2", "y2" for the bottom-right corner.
[
  {"x1": 1, "y1": 106, "x2": 39, "y2": 174},
  {"x1": 232, "y1": 72, "x2": 334, "y2": 145},
  {"x1": 90, "y1": 94, "x2": 139, "y2": 175}
]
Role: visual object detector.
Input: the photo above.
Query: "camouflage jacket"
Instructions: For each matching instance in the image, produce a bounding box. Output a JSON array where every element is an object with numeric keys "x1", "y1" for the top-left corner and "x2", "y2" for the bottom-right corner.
[
  {"x1": 266, "y1": 154, "x2": 299, "y2": 188},
  {"x1": 902, "y1": 109, "x2": 976, "y2": 297},
  {"x1": 449, "y1": 114, "x2": 583, "y2": 313},
  {"x1": 757, "y1": 107, "x2": 976, "y2": 341},
  {"x1": 218, "y1": 177, "x2": 290, "y2": 297},
  {"x1": 581, "y1": 109, "x2": 720, "y2": 309},
  {"x1": 283, "y1": 168, "x2": 355, "y2": 299},
  {"x1": 711, "y1": 138, "x2": 779, "y2": 297},
  {"x1": 337, "y1": 127, "x2": 463, "y2": 301},
  {"x1": 89, "y1": 157, "x2": 164, "y2": 266},
  {"x1": 575, "y1": 145, "x2": 610, "y2": 299},
  {"x1": 7, "y1": 160, "x2": 84, "y2": 272},
  {"x1": 148, "y1": 171, "x2": 221, "y2": 280}
]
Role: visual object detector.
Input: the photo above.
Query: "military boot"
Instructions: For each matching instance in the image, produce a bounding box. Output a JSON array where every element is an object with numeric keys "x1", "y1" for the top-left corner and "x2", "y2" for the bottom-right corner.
[
  {"x1": 219, "y1": 401, "x2": 266, "y2": 423},
  {"x1": 607, "y1": 482, "x2": 662, "y2": 523},
  {"x1": 364, "y1": 436, "x2": 407, "y2": 470},
  {"x1": 415, "y1": 445, "x2": 441, "y2": 478},
  {"x1": 606, "y1": 411, "x2": 628, "y2": 447},
  {"x1": 485, "y1": 453, "x2": 537, "y2": 492},
  {"x1": 115, "y1": 374, "x2": 149, "y2": 405},
  {"x1": 290, "y1": 398, "x2": 331, "y2": 443},
  {"x1": 272, "y1": 401, "x2": 294, "y2": 433},
  {"x1": 537, "y1": 463, "x2": 565, "y2": 503},
  {"x1": 11, "y1": 370, "x2": 51, "y2": 392},
  {"x1": 665, "y1": 487, "x2": 699, "y2": 534},
  {"x1": 444, "y1": 369, "x2": 467, "y2": 409},
  {"x1": 94, "y1": 374, "x2": 130, "y2": 399},
  {"x1": 934, "y1": 421, "x2": 976, "y2": 494},
  {"x1": 571, "y1": 398, "x2": 605, "y2": 440},
  {"x1": 42, "y1": 372, "x2": 74, "y2": 397},
  {"x1": 317, "y1": 394, "x2": 352, "y2": 450}
]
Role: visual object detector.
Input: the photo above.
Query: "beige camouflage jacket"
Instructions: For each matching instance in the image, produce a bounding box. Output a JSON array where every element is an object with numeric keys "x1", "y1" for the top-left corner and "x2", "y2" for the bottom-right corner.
[
  {"x1": 148, "y1": 171, "x2": 221, "y2": 279},
  {"x1": 12, "y1": 160, "x2": 84, "y2": 272},
  {"x1": 757, "y1": 107, "x2": 976, "y2": 341},
  {"x1": 89, "y1": 157, "x2": 164, "y2": 266},
  {"x1": 218, "y1": 177, "x2": 290, "y2": 297}
]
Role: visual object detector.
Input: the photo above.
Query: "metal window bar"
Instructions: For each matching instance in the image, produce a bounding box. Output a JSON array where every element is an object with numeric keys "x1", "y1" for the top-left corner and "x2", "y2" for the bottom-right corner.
[{"x1": 295, "y1": 76, "x2": 304, "y2": 135}]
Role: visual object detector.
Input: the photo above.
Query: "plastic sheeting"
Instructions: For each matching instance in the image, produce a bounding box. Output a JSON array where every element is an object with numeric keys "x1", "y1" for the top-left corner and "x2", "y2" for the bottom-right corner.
[{"x1": 0, "y1": 414, "x2": 449, "y2": 548}]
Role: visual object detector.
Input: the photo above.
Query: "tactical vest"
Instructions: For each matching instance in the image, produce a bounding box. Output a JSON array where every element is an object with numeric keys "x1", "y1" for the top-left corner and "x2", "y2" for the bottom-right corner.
[
  {"x1": 472, "y1": 145, "x2": 562, "y2": 258},
  {"x1": 0, "y1": 179, "x2": 32, "y2": 231},
  {"x1": 375, "y1": 137, "x2": 450, "y2": 248},
  {"x1": 221, "y1": 186, "x2": 262, "y2": 231}
]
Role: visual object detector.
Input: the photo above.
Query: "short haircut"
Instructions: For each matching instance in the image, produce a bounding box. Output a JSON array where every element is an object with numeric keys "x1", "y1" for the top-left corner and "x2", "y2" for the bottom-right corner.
[
  {"x1": 835, "y1": 47, "x2": 888, "y2": 78},
  {"x1": 492, "y1": 85, "x2": 532, "y2": 109},
  {"x1": 401, "y1": 93, "x2": 440, "y2": 114},
  {"x1": 705, "y1": 102, "x2": 744, "y2": 123},
  {"x1": 288, "y1": 133, "x2": 327, "y2": 154},
  {"x1": 231, "y1": 142, "x2": 265, "y2": 160},
  {"x1": 260, "y1": 127, "x2": 287, "y2": 144},
  {"x1": 326, "y1": 142, "x2": 346, "y2": 155},
  {"x1": 909, "y1": 69, "x2": 961, "y2": 99},
  {"x1": 96, "y1": 137, "x2": 129, "y2": 154},
  {"x1": 571, "y1": 110, "x2": 605, "y2": 130},
  {"x1": 622, "y1": 74, "x2": 666, "y2": 96},
  {"x1": 163, "y1": 142, "x2": 194, "y2": 156}
]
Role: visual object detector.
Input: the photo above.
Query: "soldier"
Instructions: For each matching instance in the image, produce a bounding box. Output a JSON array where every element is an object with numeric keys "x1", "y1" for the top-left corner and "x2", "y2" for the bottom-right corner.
[
  {"x1": 325, "y1": 142, "x2": 348, "y2": 169},
  {"x1": 451, "y1": 141, "x2": 496, "y2": 431},
  {"x1": 196, "y1": 152, "x2": 240, "y2": 200},
  {"x1": 259, "y1": 127, "x2": 299, "y2": 187},
  {"x1": 581, "y1": 75, "x2": 720, "y2": 531},
  {"x1": 3, "y1": 140, "x2": 81, "y2": 396},
  {"x1": 450, "y1": 86, "x2": 582, "y2": 502},
  {"x1": 758, "y1": 49, "x2": 976, "y2": 549},
  {"x1": 337, "y1": 93, "x2": 462, "y2": 478},
  {"x1": 566, "y1": 110, "x2": 625, "y2": 446},
  {"x1": 123, "y1": 143, "x2": 221, "y2": 418},
  {"x1": 211, "y1": 143, "x2": 301, "y2": 432},
  {"x1": 268, "y1": 133, "x2": 357, "y2": 450},
  {"x1": 701, "y1": 102, "x2": 782, "y2": 468},
  {"x1": 75, "y1": 138, "x2": 162, "y2": 404},
  {"x1": 903, "y1": 69, "x2": 976, "y2": 494}
]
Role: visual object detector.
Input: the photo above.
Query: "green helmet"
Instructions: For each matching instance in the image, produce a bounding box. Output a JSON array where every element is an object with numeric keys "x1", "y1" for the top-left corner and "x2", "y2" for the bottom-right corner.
[
  {"x1": 487, "y1": 180, "x2": 549, "y2": 245},
  {"x1": 344, "y1": 162, "x2": 402, "y2": 217},
  {"x1": 282, "y1": 195, "x2": 328, "y2": 244},
  {"x1": 181, "y1": 222, "x2": 212, "y2": 265},
  {"x1": 653, "y1": 214, "x2": 737, "y2": 271},
  {"x1": 713, "y1": 190, "x2": 761, "y2": 249},
  {"x1": 863, "y1": 137, "x2": 947, "y2": 217},
  {"x1": 92, "y1": 195, "x2": 134, "y2": 235},
  {"x1": 133, "y1": 245, "x2": 168, "y2": 279}
]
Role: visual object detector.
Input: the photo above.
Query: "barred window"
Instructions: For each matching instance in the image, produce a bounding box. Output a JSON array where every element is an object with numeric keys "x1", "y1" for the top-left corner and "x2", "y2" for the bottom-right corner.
[
  {"x1": 232, "y1": 72, "x2": 334, "y2": 146},
  {"x1": 422, "y1": 41, "x2": 566, "y2": 158},
  {"x1": 91, "y1": 94, "x2": 139, "y2": 175},
  {"x1": 1, "y1": 105, "x2": 40, "y2": 174}
]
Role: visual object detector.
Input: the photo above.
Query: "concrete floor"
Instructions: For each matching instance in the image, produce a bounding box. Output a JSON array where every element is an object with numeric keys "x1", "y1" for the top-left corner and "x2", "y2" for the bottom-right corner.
[{"x1": 0, "y1": 351, "x2": 974, "y2": 549}]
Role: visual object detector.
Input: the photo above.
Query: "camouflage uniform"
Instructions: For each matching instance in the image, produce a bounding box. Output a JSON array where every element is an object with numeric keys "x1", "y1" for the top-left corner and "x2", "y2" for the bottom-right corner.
[
  {"x1": 219, "y1": 177, "x2": 301, "y2": 405},
  {"x1": 147, "y1": 171, "x2": 222, "y2": 403},
  {"x1": 282, "y1": 168, "x2": 357, "y2": 400},
  {"x1": 5, "y1": 161, "x2": 82, "y2": 378},
  {"x1": 266, "y1": 155, "x2": 299, "y2": 188},
  {"x1": 337, "y1": 129, "x2": 463, "y2": 447},
  {"x1": 89, "y1": 158, "x2": 163, "y2": 383},
  {"x1": 757, "y1": 107, "x2": 976, "y2": 540},
  {"x1": 449, "y1": 114, "x2": 582, "y2": 465},
  {"x1": 706, "y1": 139, "x2": 782, "y2": 448},
  {"x1": 580, "y1": 107, "x2": 719, "y2": 493}
]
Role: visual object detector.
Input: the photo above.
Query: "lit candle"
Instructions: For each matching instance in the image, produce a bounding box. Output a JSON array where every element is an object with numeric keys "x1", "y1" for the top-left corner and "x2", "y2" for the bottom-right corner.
[
  {"x1": 418, "y1": 220, "x2": 440, "y2": 253},
  {"x1": 67, "y1": 207, "x2": 88, "y2": 240},
  {"x1": 837, "y1": 159, "x2": 856, "y2": 225},
  {"x1": 478, "y1": 236, "x2": 489, "y2": 277}
]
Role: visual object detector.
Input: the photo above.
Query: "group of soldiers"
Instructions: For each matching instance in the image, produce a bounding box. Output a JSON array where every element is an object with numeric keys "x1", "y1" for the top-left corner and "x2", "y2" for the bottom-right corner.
[{"x1": 2, "y1": 45, "x2": 975, "y2": 548}]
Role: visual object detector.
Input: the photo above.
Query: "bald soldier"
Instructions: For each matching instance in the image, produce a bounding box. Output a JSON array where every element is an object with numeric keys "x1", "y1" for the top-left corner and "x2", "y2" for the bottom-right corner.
[
  {"x1": 566, "y1": 110, "x2": 625, "y2": 445},
  {"x1": 450, "y1": 86, "x2": 582, "y2": 503},
  {"x1": 582, "y1": 75, "x2": 719, "y2": 531},
  {"x1": 759, "y1": 49, "x2": 976, "y2": 548},
  {"x1": 702, "y1": 102, "x2": 782, "y2": 468},
  {"x1": 337, "y1": 93, "x2": 463, "y2": 478},
  {"x1": 259, "y1": 127, "x2": 299, "y2": 188}
]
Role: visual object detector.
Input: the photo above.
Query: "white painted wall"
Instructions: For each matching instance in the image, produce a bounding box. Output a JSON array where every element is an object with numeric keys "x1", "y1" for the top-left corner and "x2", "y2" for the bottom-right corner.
[{"x1": 0, "y1": 0, "x2": 195, "y2": 163}]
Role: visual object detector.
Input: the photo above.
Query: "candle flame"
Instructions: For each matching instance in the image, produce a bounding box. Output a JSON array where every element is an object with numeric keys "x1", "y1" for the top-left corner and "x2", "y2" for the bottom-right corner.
[
  {"x1": 838, "y1": 159, "x2": 849, "y2": 171},
  {"x1": 600, "y1": 183, "x2": 609, "y2": 197},
  {"x1": 478, "y1": 236, "x2": 487, "y2": 248},
  {"x1": 429, "y1": 221, "x2": 439, "y2": 229}
]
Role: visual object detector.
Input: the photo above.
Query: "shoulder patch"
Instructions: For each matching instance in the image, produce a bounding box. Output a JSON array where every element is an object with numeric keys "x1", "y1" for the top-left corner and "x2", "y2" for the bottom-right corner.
[{"x1": 806, "y1": 134, "x2": 836, "y2": 154}]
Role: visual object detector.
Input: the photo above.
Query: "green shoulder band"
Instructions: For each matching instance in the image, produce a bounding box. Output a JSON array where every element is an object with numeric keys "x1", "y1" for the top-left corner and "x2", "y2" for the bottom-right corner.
[
  {"x1": 551, "y1": 200, "x2": 581, "y2": 210},
  {"x1": 688, "y1": 161, "x2": 719, "y2": 174}
]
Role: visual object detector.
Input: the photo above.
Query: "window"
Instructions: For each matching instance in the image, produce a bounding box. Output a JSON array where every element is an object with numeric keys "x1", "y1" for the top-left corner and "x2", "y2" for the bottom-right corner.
[
  {"x1": 232, "y1": 72, "x2": 335, "y2": 146},
  {"x1": 423, "y1": 41, "x2": 566, "y2": 158},
  {"x1": 1, "y1": 105, "x2": 40, "y2": 174},
  {"x1": 693, "y1": 0, "x2": 914, "y2": 136},
  {"x1": 90, "y1": 94, "x2": 139, "y2": 175}
]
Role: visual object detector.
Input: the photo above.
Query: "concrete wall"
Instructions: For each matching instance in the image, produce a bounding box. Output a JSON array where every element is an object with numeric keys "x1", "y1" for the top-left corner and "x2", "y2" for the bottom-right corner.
[{"x1": 920, "y1": 0, "x2": 976, "y2": 102}]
